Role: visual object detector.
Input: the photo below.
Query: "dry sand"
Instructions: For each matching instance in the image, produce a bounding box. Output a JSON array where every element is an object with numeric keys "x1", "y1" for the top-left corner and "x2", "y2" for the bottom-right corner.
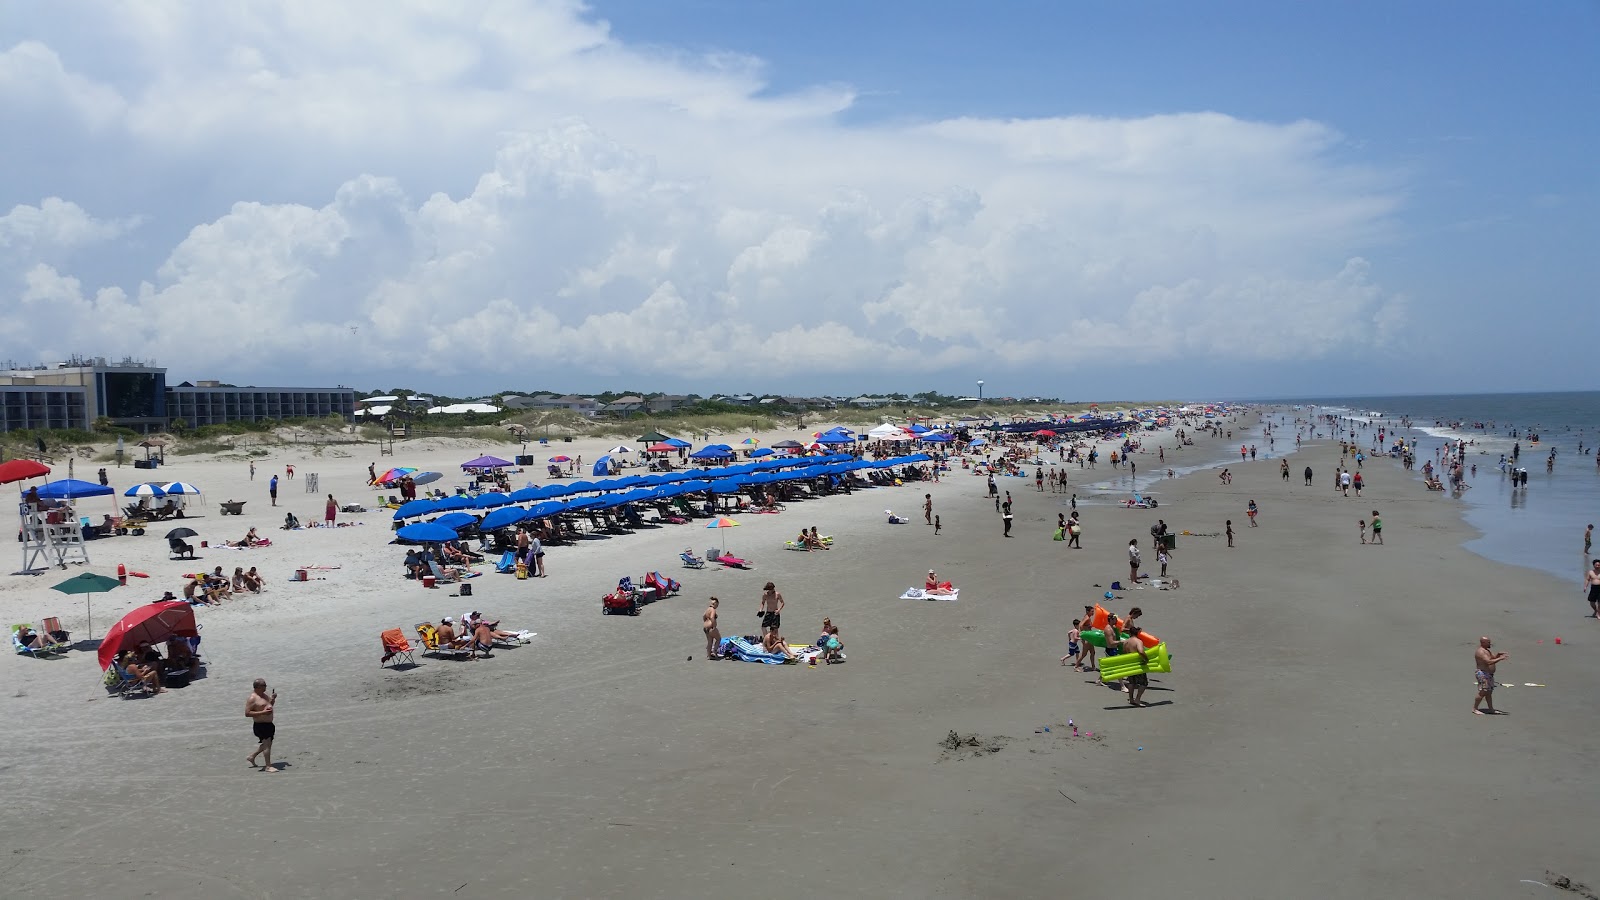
[{"x1": 2, "y1": 415, "x2": 1595, "y2": 899}]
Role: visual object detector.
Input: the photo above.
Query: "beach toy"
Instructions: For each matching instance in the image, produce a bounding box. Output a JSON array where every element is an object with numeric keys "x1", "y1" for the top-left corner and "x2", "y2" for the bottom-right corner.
[
  {"x1": 1098, "y1": 643, "x2": 1172, "y2": 682},
  {"x1": 1554, "y1": 637, "x2": 1562, "y2": 645},
  {"x1": 1089, "y1": 605, "x2": 1110, "y2": 630},
  {"x1": 1104, "y1": 591, "x2": 1113, "y2": 599},
  {"x1": 1133, "y1": 629, "x2": 1162, "y2": 649},
  {"x1": 1078, "y1": 628, "x2": 1127, "y2": 649}
]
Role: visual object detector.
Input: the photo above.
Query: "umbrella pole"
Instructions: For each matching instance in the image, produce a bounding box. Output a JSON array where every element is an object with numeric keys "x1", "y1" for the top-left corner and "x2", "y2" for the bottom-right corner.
[{"x1": 87, "y1": 592, "x2": 93, "y2": 641}]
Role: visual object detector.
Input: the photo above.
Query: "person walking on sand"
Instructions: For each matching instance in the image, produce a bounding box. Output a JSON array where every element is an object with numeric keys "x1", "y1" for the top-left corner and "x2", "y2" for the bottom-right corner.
[
  {"x1": 324, "y1": 494, "x2": 337, "y2": 525},
  {"x1": 1473, "y1": 637, "x2": 1508, "y2": 715},
  {"x1": 1584, "y1": 560, "x2": 1600, "y2": 618},
  {"x1": 1359, "y1": 519, "x2": 1367, "y2": 544},
  {"x1": 702, "y1": 597, "x2": 721, "y2": 660},
  {"x1": 368, "y1": 462, "x2": 376, "y2": 484},
  {"x1": 245, "y1": 678, "x2": 278, "y2": 772},
  {"x1": 285, "y1": 464, "x2": 295, "y2": 480},
  {"x1": 249, "y1": 461, "x2": 255, "y2": 481},
  {"x1": 934, "y1": 514, "x2": 941, "y2": 536},
  {"x1": 923, "y1": 493, "x2": 933, "y2": 525},
  {"x1": 268, "y1": 474, "x2": 278, "y2": 507},
  {"x1": 1002, "y1": 506, "x2": 1013, "y2": 537},
  {"x1": 759, "y1": 582, "x2": 784, "y2": 636},
  {"x1": 1247, "y1": 499, "x2": 1259, "y2": 526},
  {"x1": 1370, "y1": 510, "x2": 1383, "y2": 544},
  {"x1": 1226, "y1": 519, "x2": 1235, "y2": 548},
  {"x1": 1127, "y1": 538, "x2": 1142, "y2": 583}
]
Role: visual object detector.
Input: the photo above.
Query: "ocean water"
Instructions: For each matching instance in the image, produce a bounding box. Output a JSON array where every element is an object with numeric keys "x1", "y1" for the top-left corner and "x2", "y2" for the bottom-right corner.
[{"x1": 1265, "y1": 391, "x2": 1600, "y2": 584}]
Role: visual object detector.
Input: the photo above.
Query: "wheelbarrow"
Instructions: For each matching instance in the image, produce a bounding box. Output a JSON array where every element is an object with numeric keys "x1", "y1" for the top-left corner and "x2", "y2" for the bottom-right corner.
[{"x1": 219, "y1": 500, "x2": 247, "y2": 516}]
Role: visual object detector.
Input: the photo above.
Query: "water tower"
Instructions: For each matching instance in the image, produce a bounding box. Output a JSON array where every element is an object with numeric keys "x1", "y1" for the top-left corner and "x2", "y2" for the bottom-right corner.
[{"x1": 976, "y1": 380, "x2": 984, "y2": 400}]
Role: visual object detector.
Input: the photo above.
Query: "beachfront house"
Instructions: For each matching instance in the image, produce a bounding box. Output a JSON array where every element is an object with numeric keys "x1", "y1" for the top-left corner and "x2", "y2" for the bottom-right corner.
[
  {"x1": 600, "y1": 395, "x2": 646, "y2": 417},
  {"x1": 646, "y1": 394, "x2": 691, "y2": 413}
]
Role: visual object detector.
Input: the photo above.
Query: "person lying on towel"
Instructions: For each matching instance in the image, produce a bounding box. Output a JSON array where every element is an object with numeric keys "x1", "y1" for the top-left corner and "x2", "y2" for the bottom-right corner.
[{"x1": 924, "y1": 570, "x2": 956, "y2": 595}]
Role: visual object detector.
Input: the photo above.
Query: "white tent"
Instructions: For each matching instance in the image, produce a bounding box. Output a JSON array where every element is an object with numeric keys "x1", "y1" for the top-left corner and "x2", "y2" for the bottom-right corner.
[{"x1": 867, "y1": 423, "x2": 908, "y2": 439}]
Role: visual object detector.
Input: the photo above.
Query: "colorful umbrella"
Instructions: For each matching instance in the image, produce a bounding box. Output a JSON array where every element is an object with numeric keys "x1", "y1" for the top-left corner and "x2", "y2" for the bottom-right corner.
[
  {"x1": 607, "y1": 445, "x2": 635, "y2": 454},
  {"x1": 548, "y1": 455, "x2": 572, "y2": 463},
  {"x1": 98, "y1": 601, "x2": 197, "y2": 671},
  {"x1": 706, "y1": 516, "x2": 740, "y2": 553},
  {"x1": 375, "y1": 467, "x2": 416, "y2": 484},
  {"x1": 51, "y1": 571, "x2": 121, "y2": 640},
  {"x1": 739, "y1": 438, "x2": 759, "y2": 445},
  {"x1": 0, "y1": 459, "x2": 51, "y2": 485}
]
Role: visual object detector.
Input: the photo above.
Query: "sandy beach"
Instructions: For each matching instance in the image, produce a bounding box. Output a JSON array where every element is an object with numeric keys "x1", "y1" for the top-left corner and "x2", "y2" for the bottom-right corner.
[{"x1": 2, "y1": 414, "x2": 1595, "y2": 899}]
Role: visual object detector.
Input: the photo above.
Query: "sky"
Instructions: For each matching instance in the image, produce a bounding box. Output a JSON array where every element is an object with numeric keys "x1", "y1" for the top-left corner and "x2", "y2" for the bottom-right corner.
[{"x1": 1, "y1": 0, "x2": 1594, "y2": 401}]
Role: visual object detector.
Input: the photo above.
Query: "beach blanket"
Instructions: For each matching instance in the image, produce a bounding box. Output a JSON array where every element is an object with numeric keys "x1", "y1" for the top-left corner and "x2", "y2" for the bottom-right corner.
[
  {"x1": 719, "y1": 636, "x2": 790, "y2": 665},
  {"x1": 899, "y1": 587, "x2": 960, "y2": 601}
]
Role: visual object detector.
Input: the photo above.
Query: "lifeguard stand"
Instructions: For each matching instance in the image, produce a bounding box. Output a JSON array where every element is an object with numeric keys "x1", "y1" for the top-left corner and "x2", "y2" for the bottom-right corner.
[{"x1": 19, "y1": 504, "x2": 91, "y2": 572}]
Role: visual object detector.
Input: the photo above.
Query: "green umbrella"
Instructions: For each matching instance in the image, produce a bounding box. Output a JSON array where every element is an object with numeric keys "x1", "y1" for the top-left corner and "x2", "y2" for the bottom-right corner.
[{"x1": 50, "y1": 572, "x2": 122, "y2": 640}]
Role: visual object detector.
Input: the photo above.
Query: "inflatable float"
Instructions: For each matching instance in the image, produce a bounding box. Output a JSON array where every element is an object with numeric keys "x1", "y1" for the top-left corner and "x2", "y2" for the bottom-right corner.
[{"x1": 1098, "y1": 643, "x2": 1171, "y2": 682}]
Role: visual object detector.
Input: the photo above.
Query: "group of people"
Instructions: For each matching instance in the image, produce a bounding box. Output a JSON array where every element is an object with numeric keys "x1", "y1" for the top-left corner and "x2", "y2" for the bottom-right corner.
[
  {"x1": 429, "y1": 612, "x2": 531, "y2": 660},
  {"x1": 700, "y1": 583, "x2": 845, "y2": 665},
  {"x1": 1064, "y1": 601, "x2": 1160, "y2": 707},
  {"x1": 175, "y1": 565, "x2": 265, "y2": 606},
  {"x1": 403, "y1": 541, "x2": 484, "y2": 580},
  {"x1": 794, "y1": 526, "x2": 830, "y2": 551},
  {"x1": 113, "y1": 637, "x2": 202, "y2": 695}
]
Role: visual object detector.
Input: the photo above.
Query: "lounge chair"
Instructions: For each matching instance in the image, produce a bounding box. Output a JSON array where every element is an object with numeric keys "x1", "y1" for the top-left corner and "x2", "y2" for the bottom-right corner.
[
  {"x1": 42, "y1": 616, "x2": 70, "y2": 646},
  {"x1": 413, "y1": 623, "x2": 471, "y2": 660},
  {"x1": 707, "y1": 548, "x2": 751, "y2": 569},
  {"x1": 426, "y1": 560, "x2": 459, "y2": 584},
  {"x1": 169, "y1": 538, "x2": 196, "y2": 559},
  {"x1": 680, "y1": 549, "x2": 706, "y2": 569},
  {"x1": 12, "y1": 624, "x2": 68, "y2": 659},
  {"x1": 380, "y1": 628, "x2": 416, "y2": 667}
]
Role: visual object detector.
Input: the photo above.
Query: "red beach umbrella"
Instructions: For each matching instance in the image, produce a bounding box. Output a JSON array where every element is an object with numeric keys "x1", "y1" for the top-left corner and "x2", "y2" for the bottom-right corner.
[
  {"x1": 0, "y1": 459, "x2": 51, "y2": 485},
  {"x1": 98, "y1": 601, "x2": 198, "y2": 670}
]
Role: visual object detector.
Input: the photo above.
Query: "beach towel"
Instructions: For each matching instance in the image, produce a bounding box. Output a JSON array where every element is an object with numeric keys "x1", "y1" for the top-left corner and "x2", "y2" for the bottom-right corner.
[
  {"x1": 718, "y1": 636, "x2": 789, "y2": 664},
  {"x1": 495, "y1": 551, "x2": 517, "y2": 574},
  {"x1": 899, "y1": 587, "x2": 960, "y2": 601}
]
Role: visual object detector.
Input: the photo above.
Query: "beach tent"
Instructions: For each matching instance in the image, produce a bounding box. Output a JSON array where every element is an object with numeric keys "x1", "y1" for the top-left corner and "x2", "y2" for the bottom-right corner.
[
  {"x1": 689, "y1": 447, "x2": 733, "y2": 460},
  {"x1": 815, "y1": 433, "x2": 854, "y2": 445},
  {"x1": 646, "y1": 442, "x2": 676, "y2": 453},
  {"x1": 37, "y1": 479, "x2": 113, "y2": 500},
  {"x1": 866, "y1": 423, "x2": 906, "y2": 439},
  {"x1": 460, "y1": 455, "x2": 513, "y2": 469},
  {"x1": 592, "y1": 456, "x2": 614, "y2": 476},
  {"x1": 663, "y1": 438, "x2": 692, "y2": 448}
]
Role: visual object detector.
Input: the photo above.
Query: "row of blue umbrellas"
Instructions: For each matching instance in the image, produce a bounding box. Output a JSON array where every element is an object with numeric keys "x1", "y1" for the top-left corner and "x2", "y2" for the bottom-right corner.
[{"x1": 393, "y1": 453, "x2": 932, "y2": 542}]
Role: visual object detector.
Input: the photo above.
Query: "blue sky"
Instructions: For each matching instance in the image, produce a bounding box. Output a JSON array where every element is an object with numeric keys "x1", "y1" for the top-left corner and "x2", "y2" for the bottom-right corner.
[{"x1": 1, "y1": 1, "x2": 1594, "y2": 400}]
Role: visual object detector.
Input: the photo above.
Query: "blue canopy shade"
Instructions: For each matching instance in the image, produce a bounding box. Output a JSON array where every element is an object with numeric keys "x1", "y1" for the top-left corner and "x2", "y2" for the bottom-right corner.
[
  {"x1": 37, "y1": 479, "x2": 113, "y2": 499},
  {"x1": 435, "y1": 494, "x2": 476, "y2": 511},
  {"x1": 689, "y1": 447, "x2": 733, "y2": 460},
  {"x1": 591, "y1": 456, "x2": 612, "y2": 476},
  {"x1": 393, "y1": 498, "x2": 438, "y2": 520},
  {"x1": 434, "y1": 512, "x2": 477, "y2": 530},
  {"x1": 814, "y1": 433, "x2": 854, "y2": 444},
  {"x1": 662, "y1": 437, "x2": 692, "y2": 448},
  {"x1": 473, "y1": 492, "x2": 511, "y2": 510},
  {"x1": 919, "y1": 433, "x2": 953, "y2": 443},
  {"x1": 479, "y1": 507, "x2": 527, "y2": 531},
  {"x1": 397, "y1": 522, "x2": 457, "y2": 543}
]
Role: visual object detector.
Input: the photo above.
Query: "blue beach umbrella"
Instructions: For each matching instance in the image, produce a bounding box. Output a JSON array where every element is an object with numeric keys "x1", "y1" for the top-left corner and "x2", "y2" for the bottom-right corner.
[
  {"x1": 124, "y1": 483, "x2": 166, "y2": 498},
  {"x1": 434, "y1": 512, "x2": 477, "y2": 530},
  {"x1": 473, "y1": 492, "x2": 511, "y2": 510},
  {"x1": 479, "y1": 507, "x2": 527, "y2": 531},
  {"x1": 161, "y1": 481, "x2": 202, "y2": 495},
  {"x1": 435, "y1": 494, "x2": 475, "y2": 512},
  {"x1": 394, "y1": 499, "x2": 438, "y2": 520},
  {"x1": 397, "y1": 522, "x2": 457, "y2": 543}
]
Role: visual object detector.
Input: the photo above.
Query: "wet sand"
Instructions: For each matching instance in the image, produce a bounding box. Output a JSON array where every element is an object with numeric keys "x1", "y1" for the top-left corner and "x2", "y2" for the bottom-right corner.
[{"x1": 1, "y1": 418, "x2": 1595, "y2": 899}]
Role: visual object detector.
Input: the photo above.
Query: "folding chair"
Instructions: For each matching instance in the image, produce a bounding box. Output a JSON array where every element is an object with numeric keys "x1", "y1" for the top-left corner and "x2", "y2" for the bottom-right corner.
[
  {"x1": 380, "y1": 628, "x2": 416, "y2": 667},
  {"x1": 12, "y1": 624, "x2": 67, "y2": 659},
  {"x1": 104, "y1": 662, "x2": 153, "y2": 697},
  {"x1": 414, "y1": 623, "x2": 471, "y2": 660},
  {"x1": 42, "y1": 616, "x2": 71, "y2": 646}
]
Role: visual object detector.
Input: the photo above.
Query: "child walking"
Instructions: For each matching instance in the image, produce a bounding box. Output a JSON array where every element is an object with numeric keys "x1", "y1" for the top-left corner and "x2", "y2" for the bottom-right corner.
[
  {"x1": 934, "y1": 514, "x2": 941, "y2": 535},
  {"x1": 1226, "y1": 519, "x2": 1235, "y2": 548},
  {"x1": 1157, "y1": 547, "x2": 1170, "y2": 578},
  {"x1": 1062, "y1": 620, "x2": 1082, "y2": 669},
  {"x1": 1359, "y1": 519, "x2": 1367, "y2": 544}
]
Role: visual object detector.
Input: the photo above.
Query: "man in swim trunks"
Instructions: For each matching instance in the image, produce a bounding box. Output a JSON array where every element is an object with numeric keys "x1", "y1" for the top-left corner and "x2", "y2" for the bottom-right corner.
[
  {"x1": 1584, "y1": 559, "x2": 1600, "y2": 618},
  {"x1": 703, "y1": 597, "x2": 721, "y2": 660},
  {"x1": 1109, "y1": 627, "x2": 1151, "y2": 706},
  {"x1": 759, "y1": 582, "x2": 784, "y2": 635},
  {"x1": 1473, "y1": 636, "x2": 1508, "y2": 715},
  {"x1": 245, "y1": 678, "x2": 278, "y2": 772}
]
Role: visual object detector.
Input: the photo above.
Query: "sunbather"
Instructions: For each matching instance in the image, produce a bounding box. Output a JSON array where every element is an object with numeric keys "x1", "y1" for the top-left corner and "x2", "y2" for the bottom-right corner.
[
  {"x1": 15, "y1": 624, "x2": 61, "y2": 651},
  {"x1": 243, "y1": 567, "x2": 265, "y2": 592},
  {"x1": 436, "y1": 618, "x2": 473, "y2": 653},
  {"x1": 923, "y1": 570, "x2": 956, "y2": 595},
  {"x1": 119, "y1": 650, "x2": 166, "y2": 693},
  {"x1": 183, "y1": 577, "x2": 221, "y2": 607},
  {"x1": 807, "y1": 526, "x2": 830, "y2": 550},
  {"x1": 760, "y1": 630, "x2": 796, "y2": 661}
]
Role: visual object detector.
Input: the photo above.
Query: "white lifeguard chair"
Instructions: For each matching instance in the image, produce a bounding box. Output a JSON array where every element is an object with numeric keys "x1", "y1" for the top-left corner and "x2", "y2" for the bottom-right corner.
[{"x1": 19, "y1": 503, "x2": 91, "y2": 572}]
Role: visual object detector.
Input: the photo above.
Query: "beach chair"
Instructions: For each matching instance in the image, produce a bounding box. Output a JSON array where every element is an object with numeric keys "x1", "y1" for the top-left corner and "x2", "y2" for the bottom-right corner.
[
  {"x1": 42, "y1": 616, "x2": 70, "y2": 646},
  {"x1": 380, "y1": 628, "x2": 416, "y2": 668},
  {"x1": 643, "y1": 571, "x2": 680, "y2": 596},
  {"x1": 169, "y1": 537, "x2": 196, "y2": 559},
  {"x1": 12, "y1": 624, "x2": 67, "y2": 659},
  {"x1": 426, "y1": 560, "x2": 458, "y2": 584},
  {"x1": 414, "y1": 623, "x2": 471, "y2": 660},
  {"x1": 680, "y1": 549, "x2": 705, "y2": 569},
  {"x1": 104, "y1": 662, "x2": 154, "y2": 698}
]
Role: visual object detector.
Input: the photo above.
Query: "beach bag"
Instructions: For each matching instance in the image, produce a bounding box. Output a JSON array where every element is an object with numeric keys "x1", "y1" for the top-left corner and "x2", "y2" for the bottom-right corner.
[
  {"x1": 1053, "y1": 527, "x2": 1065, "y2": 541},
  {"x1": 1069, "y1": 524, "x2": 1081, "y2": 535}
]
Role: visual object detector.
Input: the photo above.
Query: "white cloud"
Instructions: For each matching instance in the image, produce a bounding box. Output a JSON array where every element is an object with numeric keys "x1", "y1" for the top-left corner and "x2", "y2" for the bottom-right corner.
[{"x1": 0, "y1": 0, "x2": 1408, "y2": 389}]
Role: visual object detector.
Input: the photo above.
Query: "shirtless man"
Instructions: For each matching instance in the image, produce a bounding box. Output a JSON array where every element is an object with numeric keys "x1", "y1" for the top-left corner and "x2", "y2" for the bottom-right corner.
[
  {"x1": 703, "y1": 597, "x2": 721, "y2": 660},
  {"x1": 437, "y1": 617, "x2": 472, "y2": 651},
  {"x1": 1109, "y1": 627, "x2": 1152, "y2": 706},
  {"x1": 759, "y1": 582, "x2": 784, "y2": 636},
  {"x1": 1584, "y1": 559, "x2": 1600, "y2": 618},
  {"x1": 470, "y1": 621, "x2": 496, "y2": 659},
  {"x1": 245, "y1": 678, "x2": 278, "y2": 771},
  {"x1": 1473, "y1": 636, "x2": 1508, "y2": 715}
]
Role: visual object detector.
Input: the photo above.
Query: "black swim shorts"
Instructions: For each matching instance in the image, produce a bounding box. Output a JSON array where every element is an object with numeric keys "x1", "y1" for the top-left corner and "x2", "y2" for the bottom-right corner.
[
  {"x1": 253, "y1": 721, "x2": 275, "y2": 741},
  {"x1": 762, "y1": 612, "x2": 780, "y2": 630},
  {"x1": 1128, "y1": 673, "x2": 1149, "y2": 688}
]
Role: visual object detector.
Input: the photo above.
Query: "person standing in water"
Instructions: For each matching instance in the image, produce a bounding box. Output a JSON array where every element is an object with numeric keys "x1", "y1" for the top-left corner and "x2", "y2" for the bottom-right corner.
[{"x1": 1584, "y1": 559, "x2": 1600, "y2": 619}]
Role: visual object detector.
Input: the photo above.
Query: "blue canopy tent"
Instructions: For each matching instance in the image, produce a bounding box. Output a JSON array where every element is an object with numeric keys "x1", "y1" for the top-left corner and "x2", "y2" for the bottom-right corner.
[
  {"x1": 662, "y1": 437, "x2": 691, "y2": 448},
  {"x1": 37, "y1": 479, "x2": 113, "y2": 500},
  {"x1": 814, "y1": 433, "x2": 854, "y2": 445},
  {"x1": 592, "y1": 456, "x2": 614, "y2": 476},
  {"x1": 396, "y1": 522, "x2": 458, "y2": 543},
  {"x1": 689, "y1": 447, "x2": 733, "y2": 460}
]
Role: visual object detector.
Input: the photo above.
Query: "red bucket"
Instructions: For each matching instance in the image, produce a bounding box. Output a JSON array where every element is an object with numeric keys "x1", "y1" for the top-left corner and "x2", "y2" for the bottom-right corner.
[{"x1": 295, "y1": 568, "x2": 308, "y2": 582}]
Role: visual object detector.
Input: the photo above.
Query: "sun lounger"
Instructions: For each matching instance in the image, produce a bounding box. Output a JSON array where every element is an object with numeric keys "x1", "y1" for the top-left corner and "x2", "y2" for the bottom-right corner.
[
  {"x1": 680, "y1": 550, "x2": 706, "y2": 568},
  {"x1": 12, "y1": 623, "x2": 68, "y2": 659},
  {"x1": 414, "y1": 623, "x2": 472, "y2": 660},
  {"x1": 707, "y1": 548, "x2": 751, "y2": 569}
]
